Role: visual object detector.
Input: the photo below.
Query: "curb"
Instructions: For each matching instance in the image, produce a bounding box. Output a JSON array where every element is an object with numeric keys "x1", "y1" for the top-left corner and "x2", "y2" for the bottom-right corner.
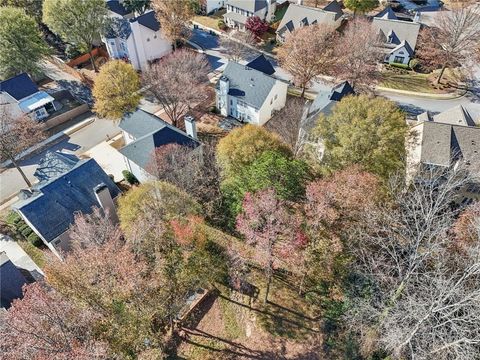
[{"x1": 376, "y1": 86, "x2": 466, "y2": 100}]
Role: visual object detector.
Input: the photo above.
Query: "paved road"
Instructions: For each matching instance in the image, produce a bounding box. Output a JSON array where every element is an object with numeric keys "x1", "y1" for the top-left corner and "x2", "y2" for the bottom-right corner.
[
  {"x1": 190, "y1": 28, "x2": 480, "y2": 117},
  {"x1": 0, "y1": 117, "x2": 120, "y2": 203}
]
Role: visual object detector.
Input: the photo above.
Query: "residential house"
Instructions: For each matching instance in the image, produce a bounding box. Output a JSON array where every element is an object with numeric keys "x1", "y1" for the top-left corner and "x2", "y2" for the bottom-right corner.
[
  {"x1": 118, "y1": 110, "x2": 201, "y2": 183},
  {"x1": 13, "y1": 151, "x2": 121, "y2": 259},
  {"x1": 276, "y1": 1, "x2": 343, "y2": 42},
  {"x1": 417, "y1": 105, "x2": 477, "y2": 127},
  {"x1": 372, "y1": 7, "x2": 420, "y2": 65},
  {"x1": 0, "y1": 73, "x2": 56, "y2": 120},
  {"x1": 224, "y1": 0, "x2": 277, "y2": 31},
  {"x1": 103, "y1": 8, "x2": 172, "y2": 71},
  {"x1": 1, "y1": 252, "x2": 28, "y2": 309},
  {"x1": 407, "y1": 121, "x2": 480, "y2": 204},
  {"x1": 201, "y1": 0, "x2": 225, "y2": 14},
  {"x1": 298, "y1": 81, "x2": 354, "y2": 154},
  {"x1": 106, "y1": 0, "x2": 134, "y2": 19},
  {"x1": 215, "y1": 59, "x2": 288, "y2": 125}
]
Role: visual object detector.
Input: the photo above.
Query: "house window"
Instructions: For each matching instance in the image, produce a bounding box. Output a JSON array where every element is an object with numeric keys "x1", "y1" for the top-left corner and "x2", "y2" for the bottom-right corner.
[
  {"x1": 394, "y1": 56, "x2": 405, "y2": 64},
  {"x1": 274, "y1": 94, "x2": 278, "y2": 100},
  {"x1": 270, "y1": 98, "x2": 273, "y2": 105},
  {"x1": 154, "y1": 34, "x2": 157, "y2": 39},
  {"x1": 146, "y1": 38, "x2": 150, "y2": 42},
  {"x1": 230, "y1": 99, "x2": 233, "y2": 105}
]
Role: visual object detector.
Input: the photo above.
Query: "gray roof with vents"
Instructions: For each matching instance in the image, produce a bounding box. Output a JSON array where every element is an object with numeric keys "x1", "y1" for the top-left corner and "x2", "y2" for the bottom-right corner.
[
  {"x1": 372, "y1": 17, "x2": 420, "y2": 50},
  {"x1": 217, "y1": 61, "x2": 279, "y2": 109},
  {"x1": 419, "y1": 122, "x2": 480, "y2": 175},
  {"x1": 277, "y1": 3, "x2": 342, "y2": 36}
]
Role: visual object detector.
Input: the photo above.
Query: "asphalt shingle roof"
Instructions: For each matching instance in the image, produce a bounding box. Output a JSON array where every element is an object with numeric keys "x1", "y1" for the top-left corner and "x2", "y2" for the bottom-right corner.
[
  {"x1": 106, "y1": 0, "x2": 130, "y2": 16},
  {"x1": 420, "y1": 122, "x2": 480, "y2": 175},
  {"x1": 224, "y1": 10, "x2": 249, "y2": 24},
  {"x1": 246, "y1": 54, "x2": 276, "y2": 75},
  {"x1": 118, "y1": 110, "x2": 200, "y2": 171},
  {"x1": 33, "y1": 151, "x2": 80, "y2": 183},
  {"x1": 219, "y1": 61, "x2": 278, "y2": 109},
  {"x1": 105, "y1": 17, "x2": 132, "y2": 40},
  {"x1": 0, "y1": 73, "x2": 39, "y2": 101},
  {"x1": 372, "y1": 17, "x2": 420, "y2": 50},
  {"x1": 134, "y1": 11, "x2": 160, "y2": 32},
  {"x1": 277, "y1": 2, "x2": 342, "y2": 36},
  {"x1": 0, "y1": 253, "x2": 27, "y2": 309},
  {"x1": 14, "y1": 158, "x2": 121, "y2": 243}
]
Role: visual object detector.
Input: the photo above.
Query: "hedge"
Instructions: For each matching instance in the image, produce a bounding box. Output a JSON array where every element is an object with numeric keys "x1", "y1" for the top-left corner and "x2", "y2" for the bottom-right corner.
[
  {"x1": 122, "y1": 170, "x2": 139, "y2": 185},
  {"x1": 27, "y1": 232, "x2": 43, "y2": 247}
]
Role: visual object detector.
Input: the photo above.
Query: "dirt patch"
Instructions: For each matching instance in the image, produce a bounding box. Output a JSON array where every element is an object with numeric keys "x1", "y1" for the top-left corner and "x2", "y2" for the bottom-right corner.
[{"x1": 178, "y1": 281, "x2": 324, "y2": 359}]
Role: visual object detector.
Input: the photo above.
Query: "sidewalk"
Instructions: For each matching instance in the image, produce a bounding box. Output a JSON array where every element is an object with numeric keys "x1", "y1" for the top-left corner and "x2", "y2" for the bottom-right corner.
[{"x1": 376, "y1": 86, "x2": 467, "y2": 100}]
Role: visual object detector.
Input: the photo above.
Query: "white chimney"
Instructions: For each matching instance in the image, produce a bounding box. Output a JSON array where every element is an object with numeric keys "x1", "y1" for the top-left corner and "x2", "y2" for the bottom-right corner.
[
  {"x1": 94, "y1": 183, "x2": 119, "y2": 224},
  {"x1": 297, "y1": 0, "x2": 303, "y2": 5},
  {"x1": 184, "y1": 115, "x2": 197, "y2": 140}
]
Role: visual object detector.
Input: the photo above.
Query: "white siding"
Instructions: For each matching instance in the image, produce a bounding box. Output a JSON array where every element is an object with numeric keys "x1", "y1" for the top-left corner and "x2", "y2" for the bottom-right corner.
[{"x1": 387, "y1": 46, "x2": 411, "y2": 65}]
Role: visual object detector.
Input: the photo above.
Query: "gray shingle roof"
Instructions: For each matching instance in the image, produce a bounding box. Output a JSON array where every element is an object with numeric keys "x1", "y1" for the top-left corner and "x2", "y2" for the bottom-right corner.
[
  {"x1": 417, "y1": 106, "x2": 477, "y2": 127},
  {"x1": 226, "y1": 0, "x2": 267, "y2": 12},
  {"x1": 393, "y1": 40, "x2": 414, "y2": 56},
  {"x1": 1, "y1": 252, "x2": 27, "y2": 309},
  {"x1": 14, "y1": 158, "x2": 121, "y2": 243},
  {"x1": 119, "y1": 109, "x2": 168, "y2": 138},
  {"x1": 219, "y1": 61, "x2": 278, "y2": 109},
  {"x1": 134, "y1": 11, "x2": 160, "y2": 32},
  {"x1": 277, "y1": 3, "x2": 341, "y2": 36},
  {"x1": 33, "y1": 151, "x2": 80, "y2": 183},
  {"x1": 420, "y1": 122, "x2": 480, "y2": 175},
  {"x1": 372, "y1": 17, "x2": 420, "y2": 50},
  {"x1": 375, "y1": 7, "x2": 398, "y2": 20},
  {"x1": 118, "y1": 110, "x2": 200, "y2": 171}
]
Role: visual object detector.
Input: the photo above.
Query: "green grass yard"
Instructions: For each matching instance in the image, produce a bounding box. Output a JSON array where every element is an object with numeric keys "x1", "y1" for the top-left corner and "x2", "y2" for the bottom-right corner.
[
  {"x1": 193, "y1": 9, "x2": 226, "y2": 31},
  {"x1": 380, "y1": 71, "x2": 446, "y2": 94}
]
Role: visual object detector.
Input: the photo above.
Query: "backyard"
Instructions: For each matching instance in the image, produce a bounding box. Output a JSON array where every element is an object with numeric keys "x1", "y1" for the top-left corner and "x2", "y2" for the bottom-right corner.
[{"x1": 193, "y1": 9, "x2": 227, "y2": 31}]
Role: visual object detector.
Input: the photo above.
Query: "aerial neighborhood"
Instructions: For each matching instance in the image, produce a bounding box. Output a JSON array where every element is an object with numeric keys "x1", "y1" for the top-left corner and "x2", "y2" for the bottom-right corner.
[{"x1": 0, "y1": 0, "x2": 479, "y2": 358}]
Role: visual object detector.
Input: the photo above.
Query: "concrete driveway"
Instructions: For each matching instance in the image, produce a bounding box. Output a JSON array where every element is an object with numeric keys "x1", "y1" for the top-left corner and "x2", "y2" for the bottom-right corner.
[{"x1": 0, "y1": 234, "x2": 44, "y2": 280}]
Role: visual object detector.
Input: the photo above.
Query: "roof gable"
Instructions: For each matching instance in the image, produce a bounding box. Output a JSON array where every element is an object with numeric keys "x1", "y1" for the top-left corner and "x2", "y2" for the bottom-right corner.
[
  {"x1": 372, "y1": 17, "x2": 420, "y2": 49},
  {"x1": 133, "y1": 11, "x2": 160, "y2": 32},
  {"x1": 0, "y1": 73, "x2": 39, "y2": 101},
  {"x1": 246, "y1": 54, "x2": 276, "y2": 75},
  {"x1": 376, "y1": 7, "x2": 398, "y2": 20},
  {"x1": 277, "y1": 3, "x2": 341, "y2": 36},
  {"x1": 119, "y1": 109, "x2": 167, "y2": 138}
]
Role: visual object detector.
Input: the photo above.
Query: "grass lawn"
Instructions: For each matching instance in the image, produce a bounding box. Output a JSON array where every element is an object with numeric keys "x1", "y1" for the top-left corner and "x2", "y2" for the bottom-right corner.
[
  {"x1": 193, "y1": 9, "x2": 226, "y2": 31},
  {"x1": 18, "y1": 240, "x2": 47, "y2": 268},
  {"x1": 380, "y1": 71, "x2": 447, "y2": 94}
]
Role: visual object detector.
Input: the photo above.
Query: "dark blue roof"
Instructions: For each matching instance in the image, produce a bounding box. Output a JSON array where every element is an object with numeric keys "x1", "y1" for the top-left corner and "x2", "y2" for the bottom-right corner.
[
  {"x1": 246, "y1": 55, "x2": 276, "y2": 76},
  {"x1": 1, "y1": 253, "x2": 27, "y2": 309},
  {"x1": 105, "y1": 17, "x2": 132, "y2": 40},
  {"x1": 0, "y1": 73, "x2": 39, "y2": 101},
  {"x1": 330, "y1": 81, "x2": 354, "y2": 101},
  {"x1": 15, "y1": 158, "x2": 121, "y2": 243},
  {"x1": 134, "y1": 11, "x2": 160, "y2": 32},
  {"x1": 106, "y1": 0, "x2": 130, "y2": 16}
]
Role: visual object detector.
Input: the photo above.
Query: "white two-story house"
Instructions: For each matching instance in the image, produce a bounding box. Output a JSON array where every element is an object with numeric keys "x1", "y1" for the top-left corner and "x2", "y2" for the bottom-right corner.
[
  {"x1": 224, "y1": 0, "x2": 277, "y2": 31},
  {"x1": 103, "y1": 3, "x2": 171, "y2": 71},
  {"x1": 216, "y1": 56, "x2": 288, "y2": 126},
  {"x1": 201, "y1": 0, "x2": 225, "y2": 14}
]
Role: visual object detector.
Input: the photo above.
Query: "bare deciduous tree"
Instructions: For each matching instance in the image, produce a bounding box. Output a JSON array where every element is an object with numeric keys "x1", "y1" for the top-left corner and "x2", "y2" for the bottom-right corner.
[
  {"x1": 332, "y1": 17, "x2": 384, "y2": 91},
  {"x1": 346, "y1": 165, "x2": 480, "y2": 358},
  {"x1": 416, "y1": 6, "x2": 480, "y2": 84},
  {"x1": 0, "y1": 283, "x2": 108, "y2": 359},
  {"x1": 0, "y1": 108, "x2": 45, "y2": 187},
  {"x1": 151, "y1": 0, "x2": 193, "y2": 50},
  {"x1": 265, "y1": 97, "x2": 306, "y2": 155},
  {"x1": 219, "y1": 31, "x2": 257, "y2": 62},
  {"x1": 143, "y1": 50, "x2": 210, "y2": 127},
  {"x1": 278, "y1": 24, "x2": 337, "y2": 97},
  {"x1": 145, "y1": 142, "x2": 223, "y2": 224}
]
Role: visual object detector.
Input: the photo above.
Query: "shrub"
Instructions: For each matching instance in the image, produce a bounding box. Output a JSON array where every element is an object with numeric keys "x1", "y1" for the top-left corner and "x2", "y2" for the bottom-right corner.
[
  {"x1": 18, "y1": 223, "x2": 29, "y2": 233},
  {"x1": 409, "y1": 58, "x2": 420, "y2": 71},
  {"x1": 122, "y1": 170, "x2": 139, "y2": 185},
  {"x1": 65, "y1": 43, "x2": 82, "y2": 60},
  {"x1": 27, "y1": 232, "x2": 43, "y2": 247},
  {"x1": 6, "y1": 211, "x2": 22, "y2": 225},
  {"x1": 389, "y1": 62, "x2": 410, "y2": 70},
  {"x1": 21, "y1": 227, "x2": 33, "y2": 238},
  {"x1": 218, "y1": 19, "x2": 227, "y2": 30}
]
